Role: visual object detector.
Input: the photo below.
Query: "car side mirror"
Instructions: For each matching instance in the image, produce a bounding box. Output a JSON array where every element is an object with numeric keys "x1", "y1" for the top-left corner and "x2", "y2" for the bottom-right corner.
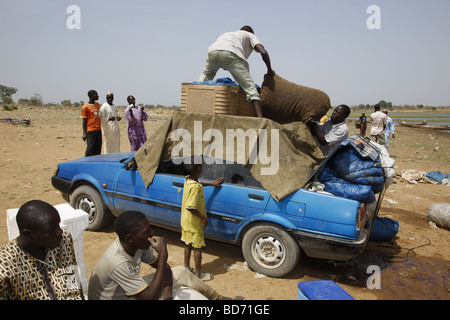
[{"x1": 126, "y1": 158, "x2": 138, "y2": 171}]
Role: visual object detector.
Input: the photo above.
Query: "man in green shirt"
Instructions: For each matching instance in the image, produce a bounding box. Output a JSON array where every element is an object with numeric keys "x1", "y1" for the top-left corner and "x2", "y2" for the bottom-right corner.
[{"x1": 88, "y1": 211, "x2": 236, "y2": 300}]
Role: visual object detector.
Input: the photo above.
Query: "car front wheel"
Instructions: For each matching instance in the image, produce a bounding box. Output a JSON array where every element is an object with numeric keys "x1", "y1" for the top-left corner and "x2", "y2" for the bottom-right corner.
[
  {"x1": 242, "y1": 223, "x2": 300, "y2": 278},
  {"x1": 70, "y1": 185, "x2": 112, "y2": 231}
]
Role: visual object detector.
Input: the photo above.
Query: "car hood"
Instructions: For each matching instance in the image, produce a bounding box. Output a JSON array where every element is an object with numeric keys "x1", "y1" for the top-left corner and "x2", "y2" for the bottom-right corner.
[{"x1": 63, "y1": 152, "x2": 135, "y2": 163}]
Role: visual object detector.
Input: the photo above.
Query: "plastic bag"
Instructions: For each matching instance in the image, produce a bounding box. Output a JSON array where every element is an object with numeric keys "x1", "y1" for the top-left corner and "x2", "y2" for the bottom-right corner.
[
  {"x1": 370, "y1": 217, "x2": 399, "y2": 242},
  {"x1": 369, "y1": 141, "x2": 395, "y2": 187},
  {"x1": 427, "y1": 203, "x2": 450, "y2": 230}
]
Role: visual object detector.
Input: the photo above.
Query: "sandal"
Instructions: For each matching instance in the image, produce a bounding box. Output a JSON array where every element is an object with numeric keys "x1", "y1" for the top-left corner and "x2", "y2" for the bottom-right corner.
[
  {"x1": 185, "y1": 266, "x2": 194, "y2": 273},
  {"x1": 196, "y1": 271, "x2": 214, "y2": 281}
]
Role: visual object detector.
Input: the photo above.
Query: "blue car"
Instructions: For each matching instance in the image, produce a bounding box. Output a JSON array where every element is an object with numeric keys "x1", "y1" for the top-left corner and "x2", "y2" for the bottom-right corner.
[{"x1": 52, "y1": 140, "x2": 385, "y2": 277}]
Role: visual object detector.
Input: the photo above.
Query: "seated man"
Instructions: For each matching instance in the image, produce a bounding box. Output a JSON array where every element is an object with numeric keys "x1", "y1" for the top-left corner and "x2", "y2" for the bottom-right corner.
[
  {"x1": 305, "y1": 104, "x2": 351, "y2": 156},
  {"x1": 88, "y1": 210, "x2": 235, "y2": 300},
  {"x1": 0, "y1": 200, "x2": 84, "y2": 300}
]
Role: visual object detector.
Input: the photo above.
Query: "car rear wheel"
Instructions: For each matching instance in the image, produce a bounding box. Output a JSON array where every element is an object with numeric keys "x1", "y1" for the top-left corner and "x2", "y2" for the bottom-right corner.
[
  {"x1": 70, "y1": 185, "x2": 112, "y2": 231},
  {"x1": 242, "y1": 223, "x2": 300, "y2": 278}
]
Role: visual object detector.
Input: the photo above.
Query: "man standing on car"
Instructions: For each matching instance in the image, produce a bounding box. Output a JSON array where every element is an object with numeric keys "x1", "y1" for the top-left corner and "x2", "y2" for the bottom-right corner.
[
  {"x1": 81, "y1": 90, "x2": 102, "y2": 157},
  {"x1": 198, "y1": 25, "x2": 274, "y2": 118},
  {"x1": 305, "y1": 104, "x2": 351, "y2": 156}
]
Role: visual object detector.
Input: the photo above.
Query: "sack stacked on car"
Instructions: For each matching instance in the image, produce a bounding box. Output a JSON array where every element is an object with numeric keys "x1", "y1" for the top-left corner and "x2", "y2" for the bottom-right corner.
[
  {"x1": 318, "y1": 148, "x2": 385, "y2": 203},
  {"x1": 260, "y1": 74, "x2": 331, "y2": 123}
]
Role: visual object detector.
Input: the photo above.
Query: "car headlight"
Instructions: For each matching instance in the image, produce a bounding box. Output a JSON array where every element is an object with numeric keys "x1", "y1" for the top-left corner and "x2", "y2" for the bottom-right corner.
[{"x1": 53, "y1": 166, "x2": 60, "y2": 176}]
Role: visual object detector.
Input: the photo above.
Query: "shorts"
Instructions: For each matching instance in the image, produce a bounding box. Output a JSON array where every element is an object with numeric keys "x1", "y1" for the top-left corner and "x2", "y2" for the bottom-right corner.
[{"x1": 181, "y1": 228, "x2": 205, "y2": 249}]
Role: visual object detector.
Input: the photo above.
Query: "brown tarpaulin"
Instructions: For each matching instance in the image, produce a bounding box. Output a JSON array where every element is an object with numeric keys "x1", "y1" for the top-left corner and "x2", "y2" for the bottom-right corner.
[{"x1": 135, "y1": 112, "x2": 325, "y2": 201}]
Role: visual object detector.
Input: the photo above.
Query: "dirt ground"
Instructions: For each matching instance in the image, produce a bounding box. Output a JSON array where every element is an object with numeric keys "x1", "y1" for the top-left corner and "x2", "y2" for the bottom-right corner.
[{"x1": 1, "y1": 106, "x2": 449, "y2": 300}]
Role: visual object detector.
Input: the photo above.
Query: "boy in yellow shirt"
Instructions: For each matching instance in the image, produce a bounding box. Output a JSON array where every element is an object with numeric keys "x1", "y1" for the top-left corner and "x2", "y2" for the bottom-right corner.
[{"x1": 181, "y1": 157, "x2": 223, "y2": 281}]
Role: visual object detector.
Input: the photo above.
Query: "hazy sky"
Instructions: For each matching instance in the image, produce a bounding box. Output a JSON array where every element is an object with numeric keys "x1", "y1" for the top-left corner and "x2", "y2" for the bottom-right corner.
[{"x1": 1, "y1": 0, "x2": 449, "y2": 107}]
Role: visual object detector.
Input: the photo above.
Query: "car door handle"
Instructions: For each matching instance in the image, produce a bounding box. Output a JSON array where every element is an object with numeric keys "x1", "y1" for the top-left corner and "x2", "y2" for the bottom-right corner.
[
  {"x1": 248, "y1": 193, "x2": 264, "y2": 200},
  {"x1": 172, "y1": 182, "x2": 184, "y2": 187}
]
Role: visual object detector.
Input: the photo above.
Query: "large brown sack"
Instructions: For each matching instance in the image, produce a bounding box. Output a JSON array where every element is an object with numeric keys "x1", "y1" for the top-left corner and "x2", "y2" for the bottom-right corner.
[{"x1": 260, "y1": 73, "x2": 331, "y2": 123}]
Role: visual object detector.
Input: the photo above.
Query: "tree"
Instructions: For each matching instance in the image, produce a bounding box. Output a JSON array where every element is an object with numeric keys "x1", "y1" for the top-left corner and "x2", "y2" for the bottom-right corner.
[
  {"x1": 378, "y1": 100, "x2": 388, "y2": 108},
  {"x1": 61, "y1": 100, "x2": 72, "y2": 107},
  {"x1": 29, "y1": 93, "x2": 43, "y2": 106},
  {"x1": 18, "y1": 98, "x2": 30, "y2": 105},
  {"x1": 377, "y1": 100, "x2": 394, "y2": 110},
  {"x1": 0, "y1": 84, "x2": 18, "y2": 104}
]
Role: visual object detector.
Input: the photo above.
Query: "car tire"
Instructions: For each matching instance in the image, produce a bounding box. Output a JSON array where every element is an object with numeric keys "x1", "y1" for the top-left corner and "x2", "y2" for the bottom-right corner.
[
  {"x1": 242, "y1": 223, "x2": 300, "y2": 278},
  {"x1": 70, "y1": 185, "x2": 112, "y2": 231}
]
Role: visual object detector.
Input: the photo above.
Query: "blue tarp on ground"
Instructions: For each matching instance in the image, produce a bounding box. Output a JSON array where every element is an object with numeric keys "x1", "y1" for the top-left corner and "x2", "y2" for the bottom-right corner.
[{"x1": 426, "y1": 170, "x2": 450, "y2": 184}]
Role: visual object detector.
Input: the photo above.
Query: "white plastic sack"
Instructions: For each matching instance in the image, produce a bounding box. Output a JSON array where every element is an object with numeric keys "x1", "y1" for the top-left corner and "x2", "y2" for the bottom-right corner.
[
  {"x1": 427, "y1": 203, "x2": 450, "y2": 230},
  {"x1": 370, "y1": 141, "x2": 396, "y2": 187}
]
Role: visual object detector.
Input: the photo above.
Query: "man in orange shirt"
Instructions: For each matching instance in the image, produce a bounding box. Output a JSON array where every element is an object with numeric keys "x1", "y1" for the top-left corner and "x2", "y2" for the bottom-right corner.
[{"x1": 81, "y1": 90, "x2": 102, "y2": 156}]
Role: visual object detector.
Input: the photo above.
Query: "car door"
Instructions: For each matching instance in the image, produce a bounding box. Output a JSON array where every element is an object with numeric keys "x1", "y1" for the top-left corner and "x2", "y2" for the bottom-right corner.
[
  {"x1": 112, "y1": 158, "x2": 185, "y2": 230},
  {"x1": 112, "y1": 157, "x2": 270, "y2": 243},
  {"x1": 199, "y1": 160, "x2": 270, "y2": 242}
]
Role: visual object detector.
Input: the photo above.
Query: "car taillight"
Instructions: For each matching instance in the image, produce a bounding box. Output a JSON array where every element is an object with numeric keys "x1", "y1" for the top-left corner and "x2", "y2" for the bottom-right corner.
[{"x1": 356, "y1": 204, "x2": 367, "y2": 231}]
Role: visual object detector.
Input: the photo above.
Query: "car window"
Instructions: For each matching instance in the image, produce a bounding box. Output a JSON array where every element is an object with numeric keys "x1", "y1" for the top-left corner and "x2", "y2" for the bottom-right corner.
[
  {"x1": 156, "y1": 159, "x2": 188, "y2": 176},
  {"x1": 156, "y1": 157, "x2": 263, "y2": 189},
  {"x1": 200, "y1": 159, "x2": 263, "y2": 189}
]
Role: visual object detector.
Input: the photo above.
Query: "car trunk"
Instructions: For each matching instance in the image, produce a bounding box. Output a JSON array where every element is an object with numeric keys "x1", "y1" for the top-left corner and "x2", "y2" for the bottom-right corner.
[{"x1": 303, "y1": 135, "x2": 391, "y2": 239}]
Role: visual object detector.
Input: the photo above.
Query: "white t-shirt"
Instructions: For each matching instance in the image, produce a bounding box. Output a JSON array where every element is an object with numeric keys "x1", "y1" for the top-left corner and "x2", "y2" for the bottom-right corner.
[
  {"x1": 208, "y1": 30, "x2": 262, "y2": 61},
  {"x1": 316, "y1": 120, "x2": 349, "y2": 156},
  {"x1": 370, "y1": 111, "x2": 387, "y2": 136}
]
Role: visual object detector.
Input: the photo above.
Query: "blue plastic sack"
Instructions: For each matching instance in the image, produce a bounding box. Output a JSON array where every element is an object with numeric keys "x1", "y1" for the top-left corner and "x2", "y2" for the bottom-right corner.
[
  {"x1": 318, "y1": 167, "x2": 376, "y2": 203},
  {"x1": 193, "y1": 77, "x2": 261, "y2": 89},
  {"x1": 329, "y1": 148, "x2": 384, "y2": 187},
  {"x1": 370, "y1": 216, "x2": 399, "y2": 242}
]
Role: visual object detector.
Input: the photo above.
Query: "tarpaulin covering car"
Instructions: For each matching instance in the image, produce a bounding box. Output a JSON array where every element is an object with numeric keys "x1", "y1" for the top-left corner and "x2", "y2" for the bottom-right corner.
[{"x1": 52, "y1": 113, "x2": 389, "y2": 277}]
